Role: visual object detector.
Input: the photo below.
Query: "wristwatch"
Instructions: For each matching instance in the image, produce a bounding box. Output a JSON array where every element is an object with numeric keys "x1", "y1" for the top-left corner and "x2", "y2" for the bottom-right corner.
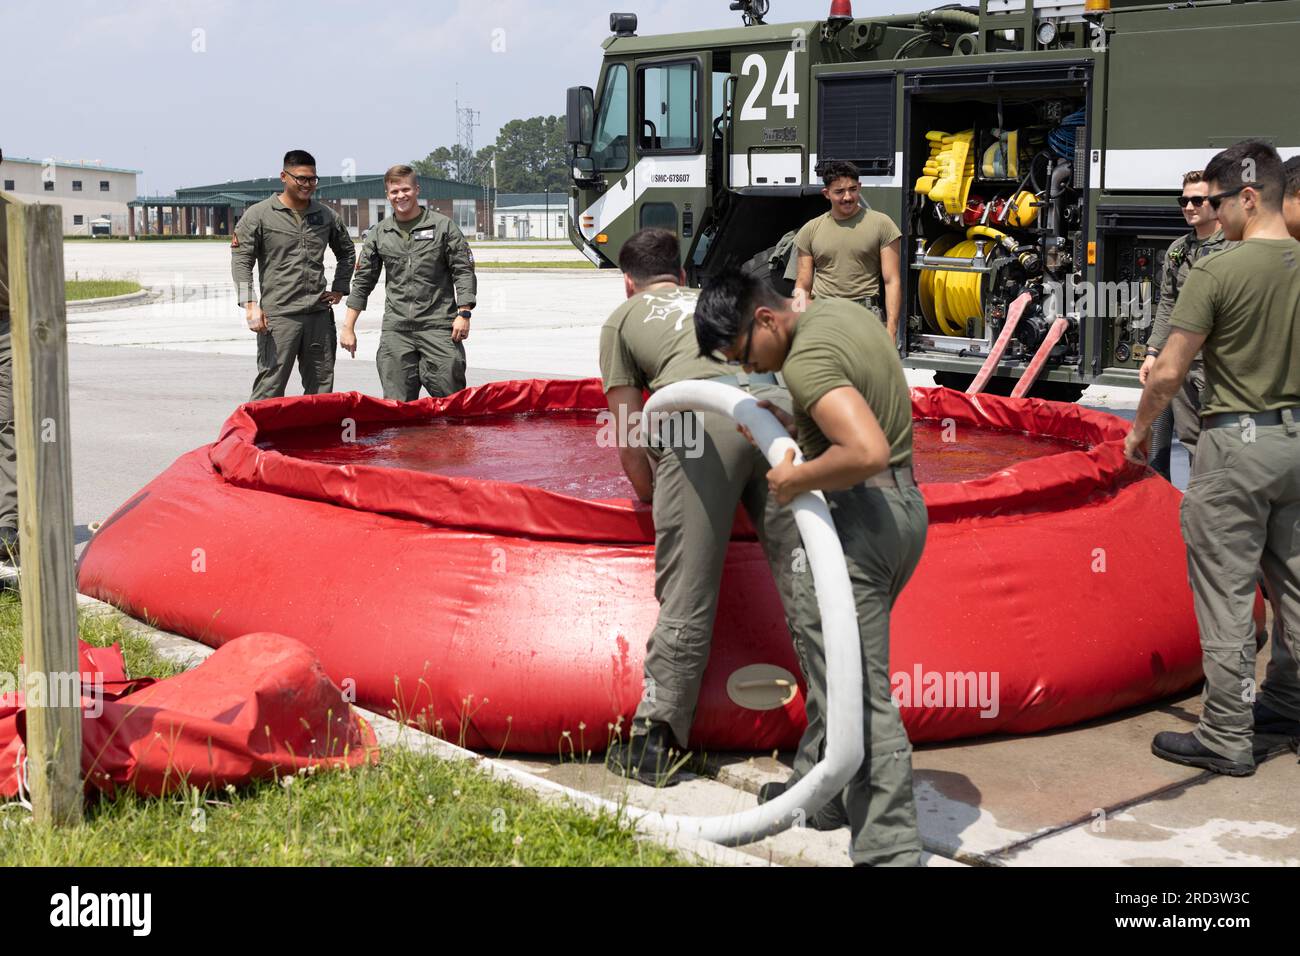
[
  {"x1": 457, "y1": 309, "x2": 472, "y2": 319},
  {"x1": 1145, "y1": 347, "x2": 1159, "y2": 358}
]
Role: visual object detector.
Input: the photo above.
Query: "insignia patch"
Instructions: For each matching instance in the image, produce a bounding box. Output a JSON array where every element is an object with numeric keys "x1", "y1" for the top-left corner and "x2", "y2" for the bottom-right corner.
[
  {"x1": 307, "y1": 212, "x2": 325, "y2": 226},
  {"x1": 412, "y1": 228, "x2": 436, "y2": 241},
  {"x1": 230, "y1": 233, "x2": 240, "y2": 248},
  {"x1": 640, "y1": 290, "x2": 697, "y2": 332}
]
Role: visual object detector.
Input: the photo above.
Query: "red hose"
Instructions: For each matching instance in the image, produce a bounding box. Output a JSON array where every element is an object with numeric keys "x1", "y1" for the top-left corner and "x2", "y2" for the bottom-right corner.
[
  {"x1": 1011, "y1": 317, "x2": 1070, "y2": 399},
  {"x1": 966, "y1": 291, "x2": 1032, "y2": 395}
]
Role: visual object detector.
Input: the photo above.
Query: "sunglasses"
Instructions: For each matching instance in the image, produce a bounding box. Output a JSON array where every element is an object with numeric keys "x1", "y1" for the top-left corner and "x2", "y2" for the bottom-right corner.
[
  {"x1": 1177, "y1": 195, "x2": 1209, "y2": 208},
  {"x1": 714, "y1": 319, "x2": 756, "y2": 368},
  {"x1": 1206, "y1": 184, "x2": 1251, "y2": 210}
]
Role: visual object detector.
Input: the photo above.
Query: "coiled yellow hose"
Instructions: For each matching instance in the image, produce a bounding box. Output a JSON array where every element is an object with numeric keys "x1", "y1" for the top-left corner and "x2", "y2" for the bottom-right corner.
[{"x1": 921, "y1": 226, "x2": 1019, "y2": 336}]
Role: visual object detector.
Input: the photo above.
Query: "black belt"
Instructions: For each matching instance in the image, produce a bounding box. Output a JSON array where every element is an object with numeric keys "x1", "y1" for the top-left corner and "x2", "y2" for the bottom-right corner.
[
  {"x1": 709, "y1": 372, "x2": 779, "y2": 388},
  {"x1": 1202, "y1": 407, "x2": 1300, "y2": 430},
  {"x1": 862, "y1": 465, "x2": 916, "y2": 489}
]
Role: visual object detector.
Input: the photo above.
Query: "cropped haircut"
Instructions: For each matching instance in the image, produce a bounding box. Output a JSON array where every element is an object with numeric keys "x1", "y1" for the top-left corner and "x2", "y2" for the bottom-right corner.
[
  {"x1": 1204, "y1": 140, "x2": 1285, "y2": 210},
  {"x1": 1283, "y1": 156, "x2": 1300, "y2": 197},
  {"x1": 384, "y1": 164, "x2": 418, "y2": 186},
  {"x1": 1182, "y1": 170, "x2": 1205, "y2": 187},
  {"x1": 818, "y1": 159, "x2": 861, "y2": 187},
  {"x1": 694, "y1": 268, "x2": 784, "y2": 358},
  {"x1": 617, "y1": 228, "x2": 681, "y2": 283},
  {"x1": 283, "y1": 149, "x2": 317, "y2": 169}
]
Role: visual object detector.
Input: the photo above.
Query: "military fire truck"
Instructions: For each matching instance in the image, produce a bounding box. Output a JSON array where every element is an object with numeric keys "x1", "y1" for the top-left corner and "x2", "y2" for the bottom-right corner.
[{"x1": 565, "y1": 0, "x2": 1300, "y2": 398}]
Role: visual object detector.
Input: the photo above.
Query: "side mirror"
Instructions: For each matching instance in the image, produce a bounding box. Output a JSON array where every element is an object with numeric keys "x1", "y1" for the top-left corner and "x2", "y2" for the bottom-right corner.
[
  {"x1": 571, "y1": 156, "x2": 597, "y2": 183},
  {"x1": 566, "y1": 86, "x2": 595, "y2": 146}
]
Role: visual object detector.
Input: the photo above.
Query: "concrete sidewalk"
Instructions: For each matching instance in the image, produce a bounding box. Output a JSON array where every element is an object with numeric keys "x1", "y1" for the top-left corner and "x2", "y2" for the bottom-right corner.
[
  {"x1": 59, "y1": 253, "x2": 1262, "y2": 866},
  {"x1": 64, "y1": 340, "x2": 1291, "y2": 867},
  {"x1": 488, "y1": 632, "x2": 1298, "y2": 866}
]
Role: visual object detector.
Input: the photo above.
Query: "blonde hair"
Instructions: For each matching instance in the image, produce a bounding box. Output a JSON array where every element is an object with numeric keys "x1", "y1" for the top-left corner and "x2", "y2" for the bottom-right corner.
[
  {"x1": 1182, "y1": 170, "x2": 1205, "y2": 187},
  {"x1": 384, "y1": 164, "x2": 417, "y2": 185}
]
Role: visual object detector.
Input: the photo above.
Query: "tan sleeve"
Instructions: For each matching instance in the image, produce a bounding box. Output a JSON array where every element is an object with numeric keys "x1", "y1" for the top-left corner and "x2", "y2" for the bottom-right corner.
[
  {"x1": 599, "y1": 319, "x2": 643, "y2": 391},
  {"x1": 793, "y1": 218, "x2": 816, "y2": 255},
  {"x1": 873, "y1": 211, "x2": 902, "y2": 247}
]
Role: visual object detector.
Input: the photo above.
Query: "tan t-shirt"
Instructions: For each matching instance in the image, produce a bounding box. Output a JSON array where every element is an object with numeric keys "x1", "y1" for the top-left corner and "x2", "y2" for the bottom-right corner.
[
  {"x1": 1169, "y1": 238, "x2": 1300, "y2": 417},
  {"x1": 781, "y1": 299, "x2": 913, "y2": 467},
  {"x1": 794, "y1": 208, "x2": 902, "y2": 302},
  {"x1": 599, "y1": 286, "x2": 728, "y2": 393}
]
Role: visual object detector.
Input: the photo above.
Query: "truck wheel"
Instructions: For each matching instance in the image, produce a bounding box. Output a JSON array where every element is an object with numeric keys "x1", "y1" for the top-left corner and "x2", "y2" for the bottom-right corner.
[{"x1": 933, "y1": 371, "x2": 1087, "y2": 404}]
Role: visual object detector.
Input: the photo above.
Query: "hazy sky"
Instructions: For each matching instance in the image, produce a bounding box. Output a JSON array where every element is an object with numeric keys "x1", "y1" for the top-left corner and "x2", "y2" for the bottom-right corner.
[{"x1": 3, "y1": 0, "x2": 935, "y2": 195}]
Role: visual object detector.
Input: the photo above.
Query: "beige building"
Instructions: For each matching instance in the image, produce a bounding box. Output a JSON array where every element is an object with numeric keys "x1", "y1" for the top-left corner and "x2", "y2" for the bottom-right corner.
[{"x1": 0, "y1": 155, "x2": 141, "y2": 236}]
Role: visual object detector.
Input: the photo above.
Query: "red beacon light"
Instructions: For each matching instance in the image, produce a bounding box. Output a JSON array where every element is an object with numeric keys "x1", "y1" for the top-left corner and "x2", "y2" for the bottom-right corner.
[{"x1": 829, "y1": 0, "x2": 853, "y2": 22}]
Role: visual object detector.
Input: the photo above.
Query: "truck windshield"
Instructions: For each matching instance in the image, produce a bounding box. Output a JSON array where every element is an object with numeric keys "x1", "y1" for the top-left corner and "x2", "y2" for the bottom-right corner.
[{"x1": 592, "y1": 63, "x2": 629, "y2": 171}]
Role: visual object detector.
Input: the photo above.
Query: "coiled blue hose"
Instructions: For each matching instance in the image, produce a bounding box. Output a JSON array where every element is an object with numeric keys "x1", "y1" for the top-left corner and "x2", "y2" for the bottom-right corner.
[{"x1": 1049, "y1": 109, "x2": 1087, "y2": 159}]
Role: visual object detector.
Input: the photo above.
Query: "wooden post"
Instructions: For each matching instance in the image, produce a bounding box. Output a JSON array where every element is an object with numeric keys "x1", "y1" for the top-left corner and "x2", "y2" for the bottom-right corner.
[{"x1": 2, "y1": 195, "x2": 82, "y2": 826}]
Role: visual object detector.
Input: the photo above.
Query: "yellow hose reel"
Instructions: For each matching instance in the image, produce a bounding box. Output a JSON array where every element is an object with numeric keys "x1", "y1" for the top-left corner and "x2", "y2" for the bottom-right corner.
[{"x1": 918, "y1": 226, "x2": 1018, "y2": 337}]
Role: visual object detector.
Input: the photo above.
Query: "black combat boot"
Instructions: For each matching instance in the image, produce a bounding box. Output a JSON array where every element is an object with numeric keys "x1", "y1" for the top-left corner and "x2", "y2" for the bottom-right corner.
[
  {"x1": 1151, "y1": 731, "x2": 1253, "y2": 777},
  {"x1": 1253, "y1": 701, "x2": 1300, "y2": 737},
  {"x1": 605, "y1": 722, "x2": 686, "y2": 787}
]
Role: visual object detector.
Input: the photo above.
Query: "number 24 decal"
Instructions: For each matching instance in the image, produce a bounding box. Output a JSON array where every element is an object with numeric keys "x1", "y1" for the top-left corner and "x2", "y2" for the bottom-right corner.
[{"x1": 739, "y1": 51, "x2": 798, "y2": 121}]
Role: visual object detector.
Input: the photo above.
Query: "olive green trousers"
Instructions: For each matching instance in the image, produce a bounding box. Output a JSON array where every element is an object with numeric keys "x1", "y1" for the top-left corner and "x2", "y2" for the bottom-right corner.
[
  {"x1": 250, "y1": 309, "x2": 336, "y2": 401},
  {"x1": 1181, "y1": 419, "x2": 1300, "y2": 765},
  {"x1": 376, "y1": 325, "x2": 466, "y2": 401},
  {"x1": 787, "y1": 483, "x2": 928, "y2": 866}
]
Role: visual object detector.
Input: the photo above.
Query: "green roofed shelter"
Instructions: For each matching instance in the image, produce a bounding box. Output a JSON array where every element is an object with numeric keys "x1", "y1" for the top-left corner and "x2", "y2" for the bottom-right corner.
[{"x1": 130, "y1": 175, "x2": 495, "y2": 239}]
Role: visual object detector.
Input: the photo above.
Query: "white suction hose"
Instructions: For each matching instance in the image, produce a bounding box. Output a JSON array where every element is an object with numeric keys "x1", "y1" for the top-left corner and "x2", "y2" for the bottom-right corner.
[{"x1": 602, "y1": 379, "x2": 864, "y2": 846}]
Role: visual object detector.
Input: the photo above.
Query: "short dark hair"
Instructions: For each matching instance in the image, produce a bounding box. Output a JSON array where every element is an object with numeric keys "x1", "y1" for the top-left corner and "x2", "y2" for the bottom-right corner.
[
  {"x1": 1284, "y1": 156, "x2": 1300, "y2": 197},
  {"x1": 618, "y1": 228, "x2": 681, "y2": 283},
  {"x1": 694, "y1": 268, "x2": 785, "y2": 358},
  {"x1": 283, "y1": 149, "x2": 317, "y2": 170},
  {"x1": 818, "y1": 159, "x2": 860, "y2": 187},
  {"x1": 1204, "y1": 140, "x2": 1284, "y2": 210}
]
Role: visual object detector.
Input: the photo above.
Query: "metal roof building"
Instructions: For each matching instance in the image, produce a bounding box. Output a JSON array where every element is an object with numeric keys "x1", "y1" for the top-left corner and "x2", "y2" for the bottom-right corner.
[{"x1": 130, "y1": 175, "x2": 495, "y2": 239}]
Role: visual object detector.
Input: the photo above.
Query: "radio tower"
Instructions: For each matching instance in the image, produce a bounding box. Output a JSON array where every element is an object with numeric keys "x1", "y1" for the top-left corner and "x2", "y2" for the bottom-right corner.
[{"x1": 455, "y1": 87, "x2": 480, "y2": 183}]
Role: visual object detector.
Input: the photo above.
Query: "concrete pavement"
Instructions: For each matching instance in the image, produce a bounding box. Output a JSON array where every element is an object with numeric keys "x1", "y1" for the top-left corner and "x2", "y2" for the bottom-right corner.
[{"x1": 62, "y1": 241, "x2": 1276, "y2": 867}]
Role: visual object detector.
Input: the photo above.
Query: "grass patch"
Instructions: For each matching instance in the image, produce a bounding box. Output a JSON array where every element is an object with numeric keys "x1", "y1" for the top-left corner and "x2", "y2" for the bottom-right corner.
[
  {"x1": 0, "y1": 594, "x2": 180, "y2": 683},
  {"x1": 65, "y1": 279, "x2": 142, "y2": 301},
  {"x1": 0, "y1": 596, "x2": 684, "y2": 867},
  {"x1": 475, "y1": 260, "x2": 594, "y2": 270}
]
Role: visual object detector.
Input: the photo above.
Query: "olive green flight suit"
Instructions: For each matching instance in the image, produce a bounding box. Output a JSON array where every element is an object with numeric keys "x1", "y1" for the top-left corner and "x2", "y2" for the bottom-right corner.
[
  {"x1": 231, "y1": 195, "x2": 355, "y2": 401},
  {"x1": 347, "y1": 210, "x2": 477, "y2": 401},
  {"x1": 1147, "y1": 228, "x2": 1235, "y2": 472}
]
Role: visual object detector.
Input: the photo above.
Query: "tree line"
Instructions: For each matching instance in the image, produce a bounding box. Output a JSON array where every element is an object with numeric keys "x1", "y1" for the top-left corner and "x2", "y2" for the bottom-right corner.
[{"x1": 412, "y1": 115, "x2": 568, "y2": 194}]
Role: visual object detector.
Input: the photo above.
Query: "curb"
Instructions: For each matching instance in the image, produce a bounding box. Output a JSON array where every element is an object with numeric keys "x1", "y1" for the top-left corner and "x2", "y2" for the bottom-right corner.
[
  {"x1": 473, "y1": 267, "x2": 600, "y2": 274},
  {"x1": 66, "y1": 289, "x2": 150, "y2": 310},
  {"x1": 74, "y1": 593, "x2": 769, "y2": 868}
]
